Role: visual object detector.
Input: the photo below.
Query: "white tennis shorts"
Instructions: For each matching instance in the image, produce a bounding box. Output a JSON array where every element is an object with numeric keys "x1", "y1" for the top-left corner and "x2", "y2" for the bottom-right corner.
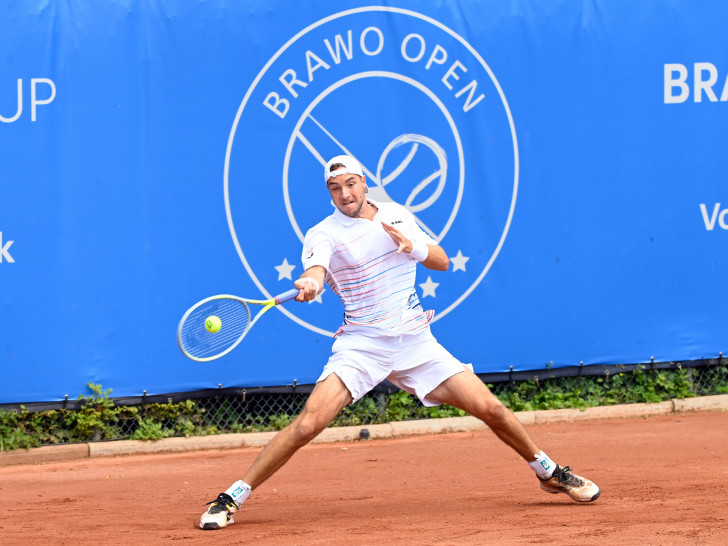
[{"x1": 317, "y1": 328, "x2": 472, "y2": 407}]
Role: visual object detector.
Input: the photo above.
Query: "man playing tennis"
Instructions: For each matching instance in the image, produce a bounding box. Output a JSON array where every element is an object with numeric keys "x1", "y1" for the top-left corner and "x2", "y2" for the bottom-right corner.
[{"x1": 200, "y1": 155, "x2": 600, "y2": 530}]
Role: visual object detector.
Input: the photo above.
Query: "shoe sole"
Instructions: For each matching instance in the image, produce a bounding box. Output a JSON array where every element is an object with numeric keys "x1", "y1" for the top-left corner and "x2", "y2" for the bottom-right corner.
[
  {"x1": 200, "y1": 516, "x2": 234, "y2": 530},
  {"x1": 539, "y1": 482, "x2": 601, "y2": 502}
]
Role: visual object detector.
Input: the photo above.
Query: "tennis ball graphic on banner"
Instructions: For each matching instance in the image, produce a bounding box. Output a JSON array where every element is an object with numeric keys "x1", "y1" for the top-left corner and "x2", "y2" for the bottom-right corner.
[
  {"x1": 225, "y1": 6, "x2": 519, "y2": 337},
  {"x1": 205, "y1": 316, "x2": 222, "y2": 333}
]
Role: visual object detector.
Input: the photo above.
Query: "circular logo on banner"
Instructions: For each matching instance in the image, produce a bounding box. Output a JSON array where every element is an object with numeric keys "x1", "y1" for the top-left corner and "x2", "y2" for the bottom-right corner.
[{"x1": 225, "y1": 6, "x2": 518, "y2": 336}]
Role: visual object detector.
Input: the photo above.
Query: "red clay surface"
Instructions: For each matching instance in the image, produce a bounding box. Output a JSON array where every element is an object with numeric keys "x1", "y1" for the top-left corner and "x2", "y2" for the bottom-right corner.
[{"x1": 1, "y1": 411, "x2": 727, "y2": 545}]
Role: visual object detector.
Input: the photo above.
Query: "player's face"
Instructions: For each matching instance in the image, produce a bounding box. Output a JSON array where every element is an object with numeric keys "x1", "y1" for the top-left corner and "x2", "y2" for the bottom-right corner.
[{"x1": 326, "y1": 173, "x2": 368, "y2": 218}]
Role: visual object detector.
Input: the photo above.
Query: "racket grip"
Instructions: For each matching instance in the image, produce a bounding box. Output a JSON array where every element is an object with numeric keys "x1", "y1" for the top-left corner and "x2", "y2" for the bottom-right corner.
[{"x1": 274, "y1": 288, "x2": 301, "y2": 305}]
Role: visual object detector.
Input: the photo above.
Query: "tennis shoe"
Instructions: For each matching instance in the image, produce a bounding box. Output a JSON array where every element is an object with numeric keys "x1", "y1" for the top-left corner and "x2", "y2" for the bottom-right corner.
[
  {"x1": 199, "y1": 492, "x2": 239, "y2": 530},
  {"x1": 538, "y1": 465, "x2": 601, "y2": 502}
]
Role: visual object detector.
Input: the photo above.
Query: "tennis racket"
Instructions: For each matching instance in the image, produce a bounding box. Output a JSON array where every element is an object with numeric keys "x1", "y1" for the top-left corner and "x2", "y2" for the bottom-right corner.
[{"x1": 177, "y1": 288, "x2": 300, "y2": 362}]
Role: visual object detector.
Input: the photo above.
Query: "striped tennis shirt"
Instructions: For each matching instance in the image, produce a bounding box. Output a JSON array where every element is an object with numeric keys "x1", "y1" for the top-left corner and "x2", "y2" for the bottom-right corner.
[{"x1": 302, "y1": 199, "x2": 437, "y2": 337}]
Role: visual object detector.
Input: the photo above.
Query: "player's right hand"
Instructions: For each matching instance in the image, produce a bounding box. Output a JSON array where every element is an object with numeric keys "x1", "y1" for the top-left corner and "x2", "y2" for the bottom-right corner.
[{"x1": 294, "y1": 275, "x2": 321, "y2": 302}]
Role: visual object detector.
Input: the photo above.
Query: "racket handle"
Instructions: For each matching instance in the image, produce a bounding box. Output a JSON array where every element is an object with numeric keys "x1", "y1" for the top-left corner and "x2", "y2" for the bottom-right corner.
[{"x1": 274, "y1": 288, "x2": 301, "y2": 305}]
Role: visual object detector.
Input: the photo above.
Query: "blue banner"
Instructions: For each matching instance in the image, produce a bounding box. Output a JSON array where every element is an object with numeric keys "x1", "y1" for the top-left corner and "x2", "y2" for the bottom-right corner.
[{"x1": 1, "y1": 1, "x2": 726, "y2": 403}]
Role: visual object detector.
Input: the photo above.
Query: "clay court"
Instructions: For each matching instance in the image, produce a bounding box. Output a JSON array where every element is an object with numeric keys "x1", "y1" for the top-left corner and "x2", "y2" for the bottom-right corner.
[{"x1": 1, "y1": 410, "x2": 726, "y2": 545}]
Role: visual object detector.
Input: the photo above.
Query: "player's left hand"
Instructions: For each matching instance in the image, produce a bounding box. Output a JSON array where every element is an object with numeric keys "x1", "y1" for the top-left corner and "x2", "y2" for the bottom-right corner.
[{"x1": 381, "y1": 222, "x2": 413, "y2": 254}]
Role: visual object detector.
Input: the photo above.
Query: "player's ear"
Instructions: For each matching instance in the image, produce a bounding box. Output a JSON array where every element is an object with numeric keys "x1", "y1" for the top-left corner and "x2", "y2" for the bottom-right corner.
[{"x1": 361, "y1": 175, "x2": 368, "y2": 193}]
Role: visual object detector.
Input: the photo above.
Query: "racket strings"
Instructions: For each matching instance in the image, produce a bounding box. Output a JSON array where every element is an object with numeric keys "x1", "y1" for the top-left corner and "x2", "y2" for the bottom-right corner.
[{"x1": 180, "y1": 299, "x2": 251, "y2": 360}]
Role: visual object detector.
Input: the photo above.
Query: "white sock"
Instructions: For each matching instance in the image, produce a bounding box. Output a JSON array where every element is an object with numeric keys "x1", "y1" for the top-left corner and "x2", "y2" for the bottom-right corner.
[
  {"x1": 528, "y1": 451, "x2": 556, "y2": 479},
  {"x1": 225, "y1": 480, "x2": 252, "y2": 506}
]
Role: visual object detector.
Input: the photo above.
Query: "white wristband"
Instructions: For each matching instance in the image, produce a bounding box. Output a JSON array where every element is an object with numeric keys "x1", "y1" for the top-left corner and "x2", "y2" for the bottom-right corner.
[
  {"x1": 410, "y1": 241, "x2": 429, "y2": 262},
  {"x1": 299, "y1": 277, "x2": 320, "y2": 293}
]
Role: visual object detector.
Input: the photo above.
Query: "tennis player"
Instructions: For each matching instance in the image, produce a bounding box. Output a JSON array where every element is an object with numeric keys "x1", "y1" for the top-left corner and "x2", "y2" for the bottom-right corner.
[{"x1": 200, "y1": 155, "x2": 600, "y2": 530}]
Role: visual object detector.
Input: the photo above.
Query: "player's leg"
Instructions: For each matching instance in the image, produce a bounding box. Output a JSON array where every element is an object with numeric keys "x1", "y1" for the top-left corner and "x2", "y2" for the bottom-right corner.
[
  {"x1": 200, "y1": 373, "x2": 352, "y2": 530},
  {"x1": 390, "y1": 332, "x2": 600, "y2": 503},
  {"x1": 242, "y1": 372, "x2": 353, "y2": 488},
  {"x1": 427, "y1": 367, "x2": 538, "y2": 459},
  {"x1": 428, "y1": 368, "x2": 600, "y2": 502}
]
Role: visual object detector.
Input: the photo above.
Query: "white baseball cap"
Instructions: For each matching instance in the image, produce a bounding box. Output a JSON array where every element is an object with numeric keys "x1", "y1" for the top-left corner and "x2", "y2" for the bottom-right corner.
[{"x1": 324, "y1": 155, "x2": 364, "y2": 182}]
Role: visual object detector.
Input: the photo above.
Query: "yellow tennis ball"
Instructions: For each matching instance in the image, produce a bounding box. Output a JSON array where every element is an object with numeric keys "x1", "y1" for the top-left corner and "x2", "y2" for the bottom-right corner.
[{"x1": 205, "y1": 315, "x2": 221, "y2": 333}]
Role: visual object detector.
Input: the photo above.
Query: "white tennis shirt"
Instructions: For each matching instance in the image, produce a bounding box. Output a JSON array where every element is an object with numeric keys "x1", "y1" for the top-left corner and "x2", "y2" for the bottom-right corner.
[{"x1": 302, "y1": 199, "x2": 437, "y2": 337}]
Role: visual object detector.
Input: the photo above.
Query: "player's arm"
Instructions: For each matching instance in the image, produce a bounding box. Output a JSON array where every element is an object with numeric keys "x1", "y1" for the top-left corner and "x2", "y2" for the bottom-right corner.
[
  {"x1": 293, "y1": 265, "x2": 326, "y2": 302},
  {"x1": 381, "y1": 222, "x2": 449, "y2": 271},
  {"x1": 420, "y1": 244, "x2": 449, "y2": 271}
]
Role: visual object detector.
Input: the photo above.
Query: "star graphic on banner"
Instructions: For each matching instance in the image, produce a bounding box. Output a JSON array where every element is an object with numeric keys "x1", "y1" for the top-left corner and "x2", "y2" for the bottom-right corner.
[
  {"x1": 308, "y1": 288, "x2": 325, "y2": 304},
  {"x1": 419, "y1": 276, "x2": 439, "y2": 298},
  {"x1": 274, "y1": 258, "x2": 296, "y2": 280},
  {"x1": 450, "y1": 250, "x2": 470, "y2": 272}
]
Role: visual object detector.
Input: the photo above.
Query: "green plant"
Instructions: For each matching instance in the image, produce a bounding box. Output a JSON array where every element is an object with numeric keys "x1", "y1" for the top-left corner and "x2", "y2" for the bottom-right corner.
[
  {"x1": 131, "y1": 418, "x2": 174, "y2": 441},
  {"x1": 332, "y1": 395, "x2": 384, "y2": 426},
  {"x1": 268, "y1": 413, "x2": 294, "y2": 430},
  {"x1": 138, "y1": 399, "x2": 205, "y2": 437},
  {"x1": 0, "y1": 364, "x2": 726, "y2": 451},
  {"x1": 0, "y1": 408, "x2": 41, "y2": 451},
  {"x1": 65, "y1": 383, "x2": 121, "y2": 441},
  {"x1": 384, "y1": 391, "x2": 419, "y2": 421}
]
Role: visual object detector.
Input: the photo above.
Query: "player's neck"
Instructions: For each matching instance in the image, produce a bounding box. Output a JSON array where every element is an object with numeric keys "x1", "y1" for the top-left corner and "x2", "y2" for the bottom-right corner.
[{"x1": 358, "y1": 200, "x2": 377, "y2": 221}]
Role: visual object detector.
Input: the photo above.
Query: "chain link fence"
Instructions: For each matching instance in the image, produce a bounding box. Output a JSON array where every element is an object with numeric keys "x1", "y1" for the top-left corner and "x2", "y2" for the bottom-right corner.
[
  {"x1": 2, "y1": 358, "x2": 727, "y2": 448},
  {"x1": 117, "y1": 358, "x2": 728, "y2": 439}
]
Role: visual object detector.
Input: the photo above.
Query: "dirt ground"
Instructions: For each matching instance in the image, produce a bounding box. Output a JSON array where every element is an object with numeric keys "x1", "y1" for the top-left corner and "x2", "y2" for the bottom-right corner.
[{"x1": 1, "y1": 411, "x2": 727, "y2": 545}]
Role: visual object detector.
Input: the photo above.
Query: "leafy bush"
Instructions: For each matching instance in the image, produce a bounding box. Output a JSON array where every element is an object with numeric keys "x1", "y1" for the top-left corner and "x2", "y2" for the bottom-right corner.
[
  {"x1": 1, "y1": 364, "x2": 726, "y2": 451},
  {"x1": 0, "y1": 408, "x2": 41, "y2": 450}
]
